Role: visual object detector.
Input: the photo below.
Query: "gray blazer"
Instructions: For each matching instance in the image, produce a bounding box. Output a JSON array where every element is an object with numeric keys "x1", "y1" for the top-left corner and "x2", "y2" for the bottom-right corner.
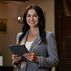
[{"x1": 16, "y1": 31, "x2": 59, "y2": 71}]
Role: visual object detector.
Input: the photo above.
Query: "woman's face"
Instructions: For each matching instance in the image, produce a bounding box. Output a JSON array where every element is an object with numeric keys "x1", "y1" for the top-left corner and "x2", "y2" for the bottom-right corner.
[{"x1": 26, "y1": 9, "x2": 39, "y2": 28}]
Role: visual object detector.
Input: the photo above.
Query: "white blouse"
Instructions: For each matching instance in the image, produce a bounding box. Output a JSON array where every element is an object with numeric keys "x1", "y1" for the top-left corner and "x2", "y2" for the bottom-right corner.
[
  {"x1": 25, "y1": 41, "x2": 33, "y2": 51},
  {"x1": 19, "y1": 37, "x2": 34, "y2": 51}
]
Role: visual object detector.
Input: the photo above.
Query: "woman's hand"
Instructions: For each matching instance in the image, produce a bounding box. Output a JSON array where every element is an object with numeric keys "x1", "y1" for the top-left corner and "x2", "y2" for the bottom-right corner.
[
  {"x1": 12, "y1": 54, "x2": 22, "y2": 64},
  {"x1": 23, "y1": 52, "x2": 37, "y2": 62}
]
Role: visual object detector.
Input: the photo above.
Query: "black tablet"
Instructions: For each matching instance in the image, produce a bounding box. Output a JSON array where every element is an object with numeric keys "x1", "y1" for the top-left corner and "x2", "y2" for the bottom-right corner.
[{"x1": 8, "y1": 45, "x2": 29, "y2": 56}]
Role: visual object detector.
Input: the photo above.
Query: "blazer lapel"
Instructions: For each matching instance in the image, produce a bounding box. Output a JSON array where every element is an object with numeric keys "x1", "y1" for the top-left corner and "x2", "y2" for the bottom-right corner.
[{"x1": 29, "y1": 34, "x2": 41, "y2": 51}]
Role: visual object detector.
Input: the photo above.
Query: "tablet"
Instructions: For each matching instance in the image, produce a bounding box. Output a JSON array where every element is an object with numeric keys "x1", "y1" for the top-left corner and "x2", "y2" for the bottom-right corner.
[{"x1": 8, "y1": 45, "x2": 29, "y2": 56}]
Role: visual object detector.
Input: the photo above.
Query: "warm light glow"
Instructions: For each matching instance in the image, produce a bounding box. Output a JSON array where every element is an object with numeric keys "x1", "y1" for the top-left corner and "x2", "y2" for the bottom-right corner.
[
  {"x1": 17, "y1": 16, "x2": 23, "y2": 24},
  {"x1": 18, "y1": 16, "x2": 21, "y2": 20}
]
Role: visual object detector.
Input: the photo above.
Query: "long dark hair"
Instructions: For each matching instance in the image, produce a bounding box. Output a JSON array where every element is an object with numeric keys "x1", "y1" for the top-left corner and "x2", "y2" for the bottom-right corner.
[{"x1": 19, "y1": 4, "x2": 47, "y2": 44}]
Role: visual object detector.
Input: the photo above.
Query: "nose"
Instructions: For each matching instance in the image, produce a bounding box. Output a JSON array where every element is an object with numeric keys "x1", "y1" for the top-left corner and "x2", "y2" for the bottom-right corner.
[{"x1": 30, "y1": 16, "x2": 34, "y2": 21}]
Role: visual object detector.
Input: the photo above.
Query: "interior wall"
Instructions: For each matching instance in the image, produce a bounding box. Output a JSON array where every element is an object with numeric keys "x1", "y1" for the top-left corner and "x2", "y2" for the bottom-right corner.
[{"x1": 0, "y1": 0, "x2": 54, "y2": 66}]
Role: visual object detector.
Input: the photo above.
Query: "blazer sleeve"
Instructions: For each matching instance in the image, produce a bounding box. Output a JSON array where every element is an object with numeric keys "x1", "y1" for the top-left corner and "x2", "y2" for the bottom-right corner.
[{"x1": 37, "y1": 32, "x2": 59, "y2": 68}]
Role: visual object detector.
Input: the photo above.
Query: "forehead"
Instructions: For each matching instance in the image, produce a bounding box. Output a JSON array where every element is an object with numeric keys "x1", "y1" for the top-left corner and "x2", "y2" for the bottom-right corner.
[{"x1": 27, "y1": 9, "x2": 37, "y2": 15}]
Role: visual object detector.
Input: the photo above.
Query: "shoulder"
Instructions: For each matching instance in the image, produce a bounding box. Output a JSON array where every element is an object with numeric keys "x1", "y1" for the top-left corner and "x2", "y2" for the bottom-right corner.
[
  {"x1": 46, "y1": 31, "x2": 55, "y2": 36},
  {"x1": 16, "y1": 32, "x2": 23, "y2": 44},
  {"x1": 46, "y1": 31, "x2": 55, "y2": 39},
  {"x1": 16, "y1": 32, "x2": 23, "y2": 38}
]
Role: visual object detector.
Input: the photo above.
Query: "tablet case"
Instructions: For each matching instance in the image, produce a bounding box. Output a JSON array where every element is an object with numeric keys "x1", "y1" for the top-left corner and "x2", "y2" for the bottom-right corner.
[{"x1": 8, "y1": 45, "x2": 29, "y2": 56}]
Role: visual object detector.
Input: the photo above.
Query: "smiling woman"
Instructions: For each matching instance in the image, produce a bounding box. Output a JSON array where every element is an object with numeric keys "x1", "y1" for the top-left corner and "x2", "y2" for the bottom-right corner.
[{"x1": 11, "y1": 4, "x2": 58, "y2": 71}]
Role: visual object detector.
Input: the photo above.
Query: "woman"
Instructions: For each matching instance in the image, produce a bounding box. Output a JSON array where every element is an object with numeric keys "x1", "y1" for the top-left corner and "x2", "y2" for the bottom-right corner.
[{"x1": 12, "y1": 4, "x2": 59, "y2": 71}]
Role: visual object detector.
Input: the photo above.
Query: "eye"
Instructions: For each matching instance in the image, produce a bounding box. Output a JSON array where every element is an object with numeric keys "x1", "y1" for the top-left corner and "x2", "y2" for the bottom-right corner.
[
  {"x1": 33, "y1": 14, "x2": 38, "y2": 17},
  {"x1": 27, "y1": 14, "x2": 31, "y2": 17}
]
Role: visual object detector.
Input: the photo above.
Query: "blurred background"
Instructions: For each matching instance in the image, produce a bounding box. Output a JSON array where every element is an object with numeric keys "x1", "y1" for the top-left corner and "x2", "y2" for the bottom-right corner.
[{"x1": 0, "y1": 0, "x2": 71, "y2": 71}]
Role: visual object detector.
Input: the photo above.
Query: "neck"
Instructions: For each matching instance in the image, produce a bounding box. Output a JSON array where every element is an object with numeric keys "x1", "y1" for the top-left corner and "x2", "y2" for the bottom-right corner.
[{"x1": 29, "y1": 27, "x2": 39, "y2": 35}]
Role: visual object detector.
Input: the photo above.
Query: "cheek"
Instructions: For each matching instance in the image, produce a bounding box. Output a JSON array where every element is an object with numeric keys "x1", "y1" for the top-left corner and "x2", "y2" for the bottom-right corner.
[{"x1": 35, "y1": 18, "x2": 38, "y2": 21}]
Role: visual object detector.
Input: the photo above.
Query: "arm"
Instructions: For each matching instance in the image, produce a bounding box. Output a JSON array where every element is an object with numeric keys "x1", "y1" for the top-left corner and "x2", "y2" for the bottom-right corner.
[
  {"x1": 12, "y1": 32, "x2": 23, "y2": 66},
  {"x1": 37, "y1": 32, "x2": 59, "y2": 68}
]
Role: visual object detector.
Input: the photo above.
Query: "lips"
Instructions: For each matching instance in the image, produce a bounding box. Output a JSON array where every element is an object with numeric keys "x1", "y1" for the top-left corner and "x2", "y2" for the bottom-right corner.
[{"x1": 29, "y1": 21, "x2": 35, "y2": 24}]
